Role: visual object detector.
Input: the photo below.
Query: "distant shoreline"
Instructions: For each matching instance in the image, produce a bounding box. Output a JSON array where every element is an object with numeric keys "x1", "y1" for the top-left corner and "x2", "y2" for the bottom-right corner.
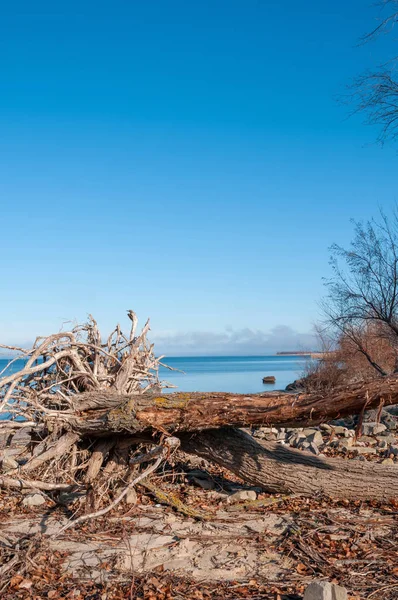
[{"x1": 276, "y1": 351, "x2": 327, "y2": 359}]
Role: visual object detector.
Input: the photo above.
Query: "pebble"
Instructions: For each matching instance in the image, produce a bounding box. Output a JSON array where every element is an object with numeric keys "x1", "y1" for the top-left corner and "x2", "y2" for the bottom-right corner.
[
  {"x1": 22, "y1": 493, "x2": 46, "y2": 507},
  {"x1": 125, "y1": 488, "x2": 138, "y2": 505},
  {"x1": 227, "y1": 490, "x2": 257, "y2": 503},
  {"x1": 382, "y1": 458, "x2": 395, "y2": 466},
  {"x1": 1, "y1": 455, "x2": 19, "y2": 471}
]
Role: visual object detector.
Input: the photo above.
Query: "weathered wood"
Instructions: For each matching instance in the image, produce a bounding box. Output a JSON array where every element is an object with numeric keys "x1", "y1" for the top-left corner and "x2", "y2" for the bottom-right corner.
[
  {"x1": 63, "y1": 376, "x2": 398, "y2": 436},
  {"x1": 180, "y1": 428, "x2": 398, "y2": 501}
]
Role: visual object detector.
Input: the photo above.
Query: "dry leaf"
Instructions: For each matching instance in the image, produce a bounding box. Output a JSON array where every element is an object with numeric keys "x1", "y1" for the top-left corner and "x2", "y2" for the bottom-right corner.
[{"x1": 296, "y1": 562, "x2": 308, "y2": 574}]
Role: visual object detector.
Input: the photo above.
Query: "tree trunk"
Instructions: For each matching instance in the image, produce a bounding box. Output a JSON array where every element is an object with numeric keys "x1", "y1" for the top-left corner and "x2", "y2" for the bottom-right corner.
[
  {"x1": 180, "y1": 428, "x2": 398, "y2": 501},
  {"x1": 65, "y1": 376, "x2": 398, "y2": 436}
]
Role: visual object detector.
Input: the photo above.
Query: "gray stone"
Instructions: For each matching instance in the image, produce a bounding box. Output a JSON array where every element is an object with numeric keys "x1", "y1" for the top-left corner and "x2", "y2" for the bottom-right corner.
[
  {"x1": 227, "y1": 490, "x2": 257, "y2": 503},
  {"x1": 302, "y1": 428, "x2": 319, "y2": 437},
  {"x1": 319, "y1": 423, "x2": 332, "y2": 432},
  {"x1": 362, "y1": 422, "x2": 387, "y2": 436},
  {"x1": 365, "y1": 408, "x2": 397, "y2": 430},
  {"x1": 299, "y1": 441, "x2": 310, "y2": 450},
  {"x1": 331, "y1": 426, "x2": 348, "y2": 436},
  {"x1": 337, "y1": 441, "x2": 353, "y2": 453},
  {"x1": 263, "y1": 433, "x2": 277, "y2": 441},
  {"x1": 309, "y1": 442, "x2": 320, "y2": 455},
  {"x1": 389, "y1": 445, "x2": 398, "y2": 456},
  {"x1": 22, "y1": 493, "x2": 46, "y2": 507},
  {"x1": 338, "y1": 438, "x2": 354, "y2": 450},
  {"x1": 377, "y1": 435, "x2": 397, "y2": 445},
  {"x1": 258, "y1": 427, "x2": 278, "y2": 434},
  {"x1": 306, "y1": 431, "x2": 324, "y2": 446},
  {"x1": 304, "y1": 580, "x2": 347, "y2": 600},
  {"x1": 290, "y1": 433, "x2": 307, "y2": 448},
  {"x1": 357, "y1": 436, "x2": 377, "y2": 446},
  {"x1": 353, "y1": 447, "x2": 377, "y2": 455}
]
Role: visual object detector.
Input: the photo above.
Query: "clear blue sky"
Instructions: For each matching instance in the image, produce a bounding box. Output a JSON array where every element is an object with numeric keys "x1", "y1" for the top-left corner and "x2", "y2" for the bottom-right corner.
[{"x1": 1, "y1": 0, "x2": 397, "y2": 354}]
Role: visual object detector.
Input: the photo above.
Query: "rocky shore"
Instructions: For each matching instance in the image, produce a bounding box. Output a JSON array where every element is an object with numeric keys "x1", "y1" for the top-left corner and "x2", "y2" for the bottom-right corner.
[{"x1": 252, "y1": 405, "x2": 398, "y2": 464}]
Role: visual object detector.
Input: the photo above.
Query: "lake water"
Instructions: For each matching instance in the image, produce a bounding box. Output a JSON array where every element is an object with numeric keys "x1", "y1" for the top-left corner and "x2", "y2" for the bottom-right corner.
[
  {"x1": 0, "y1": 355, "x2": 306, "y2": 403},
  {"x1": 159, "y1": 355, "x2": 306, "y2": 393}
]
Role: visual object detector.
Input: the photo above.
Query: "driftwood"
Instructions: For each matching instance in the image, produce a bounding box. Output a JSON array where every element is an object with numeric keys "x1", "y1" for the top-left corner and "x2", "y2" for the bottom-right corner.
[
  {"x1": 180, "y1": 428, "x2": 398, "y2": 501},
  {"x1": 1, "y1": 310, "x2": 398, "y2": 527}
]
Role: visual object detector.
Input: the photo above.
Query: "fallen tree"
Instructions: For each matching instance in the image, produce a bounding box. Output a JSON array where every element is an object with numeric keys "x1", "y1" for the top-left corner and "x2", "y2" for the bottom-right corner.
[
  {"x1": 1, "y1": 310, "x2": 398, "y2": 522},
  {"x1": 180, "y1": 428, "x2": 398, "y2": 501},
  {"x1": 49, "y1": 375, "x2": 398, "y2": 436}
]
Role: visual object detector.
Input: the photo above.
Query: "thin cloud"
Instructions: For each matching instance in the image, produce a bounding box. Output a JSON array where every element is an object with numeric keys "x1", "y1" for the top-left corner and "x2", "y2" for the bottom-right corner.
[{"x1": 152, "y1": 325, "x2": 317, "y2": 356}]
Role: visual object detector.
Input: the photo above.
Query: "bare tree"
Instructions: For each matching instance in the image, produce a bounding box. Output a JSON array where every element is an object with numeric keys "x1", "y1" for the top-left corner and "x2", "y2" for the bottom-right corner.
[
  {"x1": 323, "y1": 209, "x2": 398, "y2": 376},
  {"x1": 350, "y1": 1, "x2": 398, "y2": 144}
]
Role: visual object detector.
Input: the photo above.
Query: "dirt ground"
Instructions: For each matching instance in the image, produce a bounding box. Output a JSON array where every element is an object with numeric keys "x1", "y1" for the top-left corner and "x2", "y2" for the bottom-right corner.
[{"x1": 1, "y1": 451, "x2": 398, "y2": 600}]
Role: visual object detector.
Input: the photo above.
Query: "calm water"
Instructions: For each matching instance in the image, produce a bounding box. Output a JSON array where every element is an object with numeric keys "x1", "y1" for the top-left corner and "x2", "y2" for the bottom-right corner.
[
  {"x1": 159, "y1": 355, "x2": 306, "y2": 393},
  {"x1": 0, "y1": 355, "x2": 306, "y2": 402}
]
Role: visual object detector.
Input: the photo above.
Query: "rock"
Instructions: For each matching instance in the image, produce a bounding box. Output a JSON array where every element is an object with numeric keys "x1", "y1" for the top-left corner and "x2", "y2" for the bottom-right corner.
[
  {"x1": 227, "y1": 490, "x2": 257, "y2": 503},
  {"x1": 285, "y1": 378, "x2": 304, "y2": 391},
  {"x1": 362, "y1": 423, "x2": 387, "y2": 436},
  {"x1": 1, "y1": 455, "x2": 19, "y2": 471},
  {"x1": 331, "y1": 426, "x2": 349, "y2": 436},
  {"x1": 377, "y1": 434, "x2": 397, "y2": 444},
  {"x1": 357, "y1": 436, "x2": 377, "y2": 446},
  {"x1": 319, "y1": 423, "x2": 332, "y2": 432},
  {"x1": 262, "y1": 376, "x2": 276, "y2": 384},
  {"x1": 309, "y1": 442, "x2": 320, "y2": 455},
  {"x1": 364, "y1": 408, "x2": 397, "y2": 430},
  {"x1": 22, "y1": 494, "x2": 46, "y2": 507},
  {"x1": 353, "y1": 447, "x2": 377, "y2": 455},
  {"x1": 304, "y1": 580, "x2": 347, "y2": 600},
  {"x1": 302, "y1": 428, "x2": 319, "y2": 437},
  {"x1": 257, "y1": 427, "x2": 278, "y2": 434},
  {"x1": 336, "y1": 438, "x2": 354, "y2": 450},
  {"x1": 125, "y1": 488, "x2": 138, "y2": 505},
  {"x1": 306, "y1": 431, "x2": 324, "y2": 446},
  {"x1": 191, "y1": 477, "x2": 215, "y2": 491},
  {"x1": 289, "y1": 434, "x2": 307, "y2": 448},
  {"x1": 382, "y1": 414, "x2": 397, "y2": 431},
  {"x1": 299, "y1": 441, "x2": 311, "y2": 450},
  {"x1": 382, "y1": 458, "x2": 395, "y2": 466},
  {"x1": 330, "y1": 417, "x2": 355, "y2": 429},
  {"x1": 389, "y1": 445, "x2": 398, "y2": 456}
]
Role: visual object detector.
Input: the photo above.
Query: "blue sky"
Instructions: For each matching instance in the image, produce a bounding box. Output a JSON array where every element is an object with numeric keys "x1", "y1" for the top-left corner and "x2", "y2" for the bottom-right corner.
[{"x1": 1, "y1": 0, "x2": 397, "y2": 354}]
